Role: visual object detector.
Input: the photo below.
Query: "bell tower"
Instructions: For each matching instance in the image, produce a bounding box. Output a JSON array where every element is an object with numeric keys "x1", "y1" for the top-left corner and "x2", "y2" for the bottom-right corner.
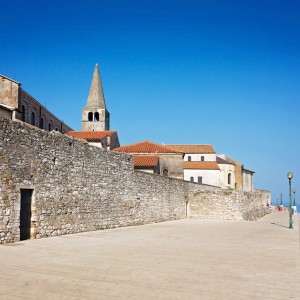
[{"x1": 82, "y1": 64, "x2": 110, "y2": 131}]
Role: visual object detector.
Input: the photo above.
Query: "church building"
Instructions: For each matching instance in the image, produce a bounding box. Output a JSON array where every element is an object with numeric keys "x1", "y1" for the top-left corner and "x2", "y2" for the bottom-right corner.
[{"x1": 67, "y1": 64, "x2": 120, "y2": 150}]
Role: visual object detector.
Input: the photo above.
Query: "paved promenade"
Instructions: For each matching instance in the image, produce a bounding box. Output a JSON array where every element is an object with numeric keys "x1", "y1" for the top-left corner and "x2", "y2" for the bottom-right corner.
[{"x1": 0, "y1": 210, "x2": 299, "y2": 299}]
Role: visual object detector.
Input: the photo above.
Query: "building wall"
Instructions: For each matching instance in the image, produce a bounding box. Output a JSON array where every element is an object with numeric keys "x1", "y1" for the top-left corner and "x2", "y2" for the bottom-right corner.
[
  {"x1": 0, "y1": 118, "x2": 270, "y2": 244},
  {"x1": 0, "y1": 75, "x2": 72, "y2": 133},
  {"x1": 0, "y1": 105, "x2": 13, "y2": 120},
  {"x1": 18, "y1": 90, "x2": 72, "y2": 133},
  {"x1": 218, "y1": 154, "x2": 243, "y2": 189},
  {"x1": 243, "y1": 171, "x2": 254, "y2": 191},
  {"x1": 159, "y1": 155, "x2": 183, "y2": 179},
  {"x1": 184, "y1": 153, "x2": 216, "y2": 162},
  {"x1": 218, "y1": 164, "x2": 235, "y2": 189},
  {"x1": 0, "y1": 76, "x2": 20, "y2": 108},
  {"x1": 184, "y1": 169, "x2": 220, "y2": 186}
]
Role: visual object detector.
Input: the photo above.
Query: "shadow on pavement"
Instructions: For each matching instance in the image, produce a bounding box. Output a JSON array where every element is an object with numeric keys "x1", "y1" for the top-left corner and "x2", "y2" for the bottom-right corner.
[{"x1": 270, "y1": 222, "x2": 289, "y2": 229}]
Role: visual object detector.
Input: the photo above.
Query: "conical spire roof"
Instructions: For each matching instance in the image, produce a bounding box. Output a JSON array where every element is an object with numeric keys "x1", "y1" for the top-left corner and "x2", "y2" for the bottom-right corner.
[{"x1": 86, "y1": 64, "x2": 106, "y2": 108}]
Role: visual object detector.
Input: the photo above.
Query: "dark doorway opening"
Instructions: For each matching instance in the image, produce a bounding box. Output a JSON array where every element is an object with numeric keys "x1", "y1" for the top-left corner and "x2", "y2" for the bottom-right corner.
[{"x1": 20, "y1": 189, "x2": 33, "y2": 241}]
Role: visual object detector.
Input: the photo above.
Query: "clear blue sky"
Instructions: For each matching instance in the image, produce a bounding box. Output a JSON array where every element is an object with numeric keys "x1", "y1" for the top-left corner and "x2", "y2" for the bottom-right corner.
[{"x1": 1, "y1": 0, "x2": 300, "y2": 206}]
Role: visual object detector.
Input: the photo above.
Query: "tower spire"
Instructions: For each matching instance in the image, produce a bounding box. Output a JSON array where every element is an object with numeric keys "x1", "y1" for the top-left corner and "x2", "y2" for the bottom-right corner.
[
  {"x1": 86, "y1": 64, "x2": 106, "y2": 108},
  {"x1": 82, "y1": 64, "x2": 110, "y2": 131}
]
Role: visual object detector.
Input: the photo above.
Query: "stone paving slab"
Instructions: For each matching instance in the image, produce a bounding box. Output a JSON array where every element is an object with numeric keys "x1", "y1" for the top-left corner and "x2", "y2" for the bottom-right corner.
[{"x1": 0, "y1": 210, "x2": 299, "y2": 299}]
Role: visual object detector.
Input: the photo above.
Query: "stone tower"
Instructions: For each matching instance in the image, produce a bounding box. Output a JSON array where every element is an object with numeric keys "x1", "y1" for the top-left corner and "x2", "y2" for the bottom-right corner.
[{"x1": 82, "y1": 64, "x2": 110, "y2": 131}]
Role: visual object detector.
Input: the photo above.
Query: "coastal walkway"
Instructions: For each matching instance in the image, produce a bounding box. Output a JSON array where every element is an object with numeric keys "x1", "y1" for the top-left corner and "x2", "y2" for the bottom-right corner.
[{"x1": 0, "y1": 210, "x2": 299, "y2": 299}]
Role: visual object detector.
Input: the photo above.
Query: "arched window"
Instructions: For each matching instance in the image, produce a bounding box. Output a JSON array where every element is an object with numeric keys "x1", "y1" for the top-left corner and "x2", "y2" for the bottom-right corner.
[
  {"x1": 188, "y1": 156, "x2": 191, "y2": 162},
  {"x1": 39, "y1": 118, "x2": 44, "y2": 129},
  {"x1": 190, "y1": 177, "x2": 194, "y2": 182},
  {"x1": 88, "y1": 112, "x2": 93, "y2": 121},
  {"x1": 228, "y1": 173, "x2": 231, "y2": 185},
  {"x1": 21, "y1": 105, "x2": 26, "y2": 121},
  {"x1": 31, "y1": 112, "x2": 35, "y2": 126},
  {"x1": 48, "y1": 123, "x2": 52, "y2": 131},
  {"x1": 94, "y1": 112, "x2": 99, "y2": 121},
  {"x1": 55, "y1": 127, "x2": 58, "y2": 131},
  {"x1": 163, "y1": 169, "x2": 168, "y2": 176},
  {"x1": 201, "y1": 156, "x2": 204, "y2": 161}
]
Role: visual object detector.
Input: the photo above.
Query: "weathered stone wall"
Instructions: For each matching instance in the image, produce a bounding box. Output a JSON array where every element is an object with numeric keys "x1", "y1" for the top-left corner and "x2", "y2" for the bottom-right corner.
[
  {"x1": 0, "y1": 118, "x2": 186, "y2": 243},
  {"x1": 187, "y1": 188, "x2": 271, "y2": 220},
  {"x1": 0, "y1": 118, "x2": 271, "y2": 244},
  {"x1": 0, "y1": 106, "x2": 13, "y2": 120}
]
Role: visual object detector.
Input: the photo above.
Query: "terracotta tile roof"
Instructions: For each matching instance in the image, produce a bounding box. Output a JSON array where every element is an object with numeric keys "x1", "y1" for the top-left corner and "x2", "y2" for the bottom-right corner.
[
  {"x1": 183, "y1": 162, "x2": 220, "y2": 170},
  {"x1": 133, "y1": 156, "x2": 159, "y2": 167},
  {"x1": 113, "y1": 140, "x2": 182, "y2": 154},
  {"x1": 66, "y1": 131, "x2": 116, "y2": 141},
  {"x1": 167, "y1": 144, "x2": 216, "y2": 154},
  {"x1": 216, "y1": 156, "x2": 234, "y2": 165}
]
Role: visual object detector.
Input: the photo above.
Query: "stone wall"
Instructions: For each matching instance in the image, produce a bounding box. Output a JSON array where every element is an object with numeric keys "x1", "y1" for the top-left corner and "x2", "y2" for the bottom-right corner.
[
  {"x1": 187, "y1": 188, "x2": 271, "y2": 220},
  {"x1": 0, "y1": 105, "x2": 13, "y2": 120},
  {"x1": 0, "y1": 118, "x2": 270, "y2": 244},
  {"x1": 0, "y1": 118, "x2": 186, "y2": 243}
]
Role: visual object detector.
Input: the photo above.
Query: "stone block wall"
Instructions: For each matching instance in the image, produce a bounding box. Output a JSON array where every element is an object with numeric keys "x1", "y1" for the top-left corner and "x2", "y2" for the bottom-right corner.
[
  {"x1": 0, "y1": 118, "x2": 186, "y2": 243},
  {"x1": 0, "y1": 118, "x2": 270, "y2": 244},
  {"x1": 187, "y1": 188, "x2": 271, "y2": 221}
]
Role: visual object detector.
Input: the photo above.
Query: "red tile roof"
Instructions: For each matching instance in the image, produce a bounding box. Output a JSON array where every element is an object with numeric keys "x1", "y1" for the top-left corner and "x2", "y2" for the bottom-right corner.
[
  {"x1": 66, "y1": 131, "x2": 116, "y2": 141},
  {"x1": 133, "y1": 156, "x2": 159, "y2": 167},
  {"x1": 167, "y1": 144, "x2": 216, "y2": 154},
  {"x1": 113, "y1": 140, "x2": 182, "y2": 154},
  {"x1": 183, "y1": 162, "x2": 220, "y2": 170}
]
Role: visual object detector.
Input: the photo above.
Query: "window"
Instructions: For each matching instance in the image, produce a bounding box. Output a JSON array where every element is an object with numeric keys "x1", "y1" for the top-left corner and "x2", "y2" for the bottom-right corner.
[
  {"x1": 31, "y1": 112, "x2": 35, "y2": 126},
  {"x1": 48, "y1": 123, "x2": 52, "y2": 131},
  {"x1": 88, "y1": 112, "x2": 93, "y2": 121},
  {"x1": 163, "y1": 169, "x2": 168, "y2": 176},
  {"x1": 190, "y1": 177, "x2": 194, "y2": 182},
  {"x1": 201, "y1": 156, "x2": 204, "y2": 161},
  {"x1": 228, "y1": 173, "x2": 231, "y2": 185},
  {"x1": 198, "y1": 176, "x2": 202, "y2": 184},
  {"x1": 39, "y1": 118, "x2": 44, "y2": 129},
  {"x1": 21, "y1": 105, "x2": 25, "y2": 121},
  {"x1": 188, "y1": 156, "x2": 191, "y2": 162},
  {"x1": 94, "y1": 112, "x2": 99, "y2": 121}
]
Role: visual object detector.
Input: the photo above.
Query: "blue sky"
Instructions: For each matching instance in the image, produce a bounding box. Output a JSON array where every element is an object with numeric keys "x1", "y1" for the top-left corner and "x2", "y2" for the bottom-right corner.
[{"x1": 1, "y1": 0, "x2": 300, "y2": 207}]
